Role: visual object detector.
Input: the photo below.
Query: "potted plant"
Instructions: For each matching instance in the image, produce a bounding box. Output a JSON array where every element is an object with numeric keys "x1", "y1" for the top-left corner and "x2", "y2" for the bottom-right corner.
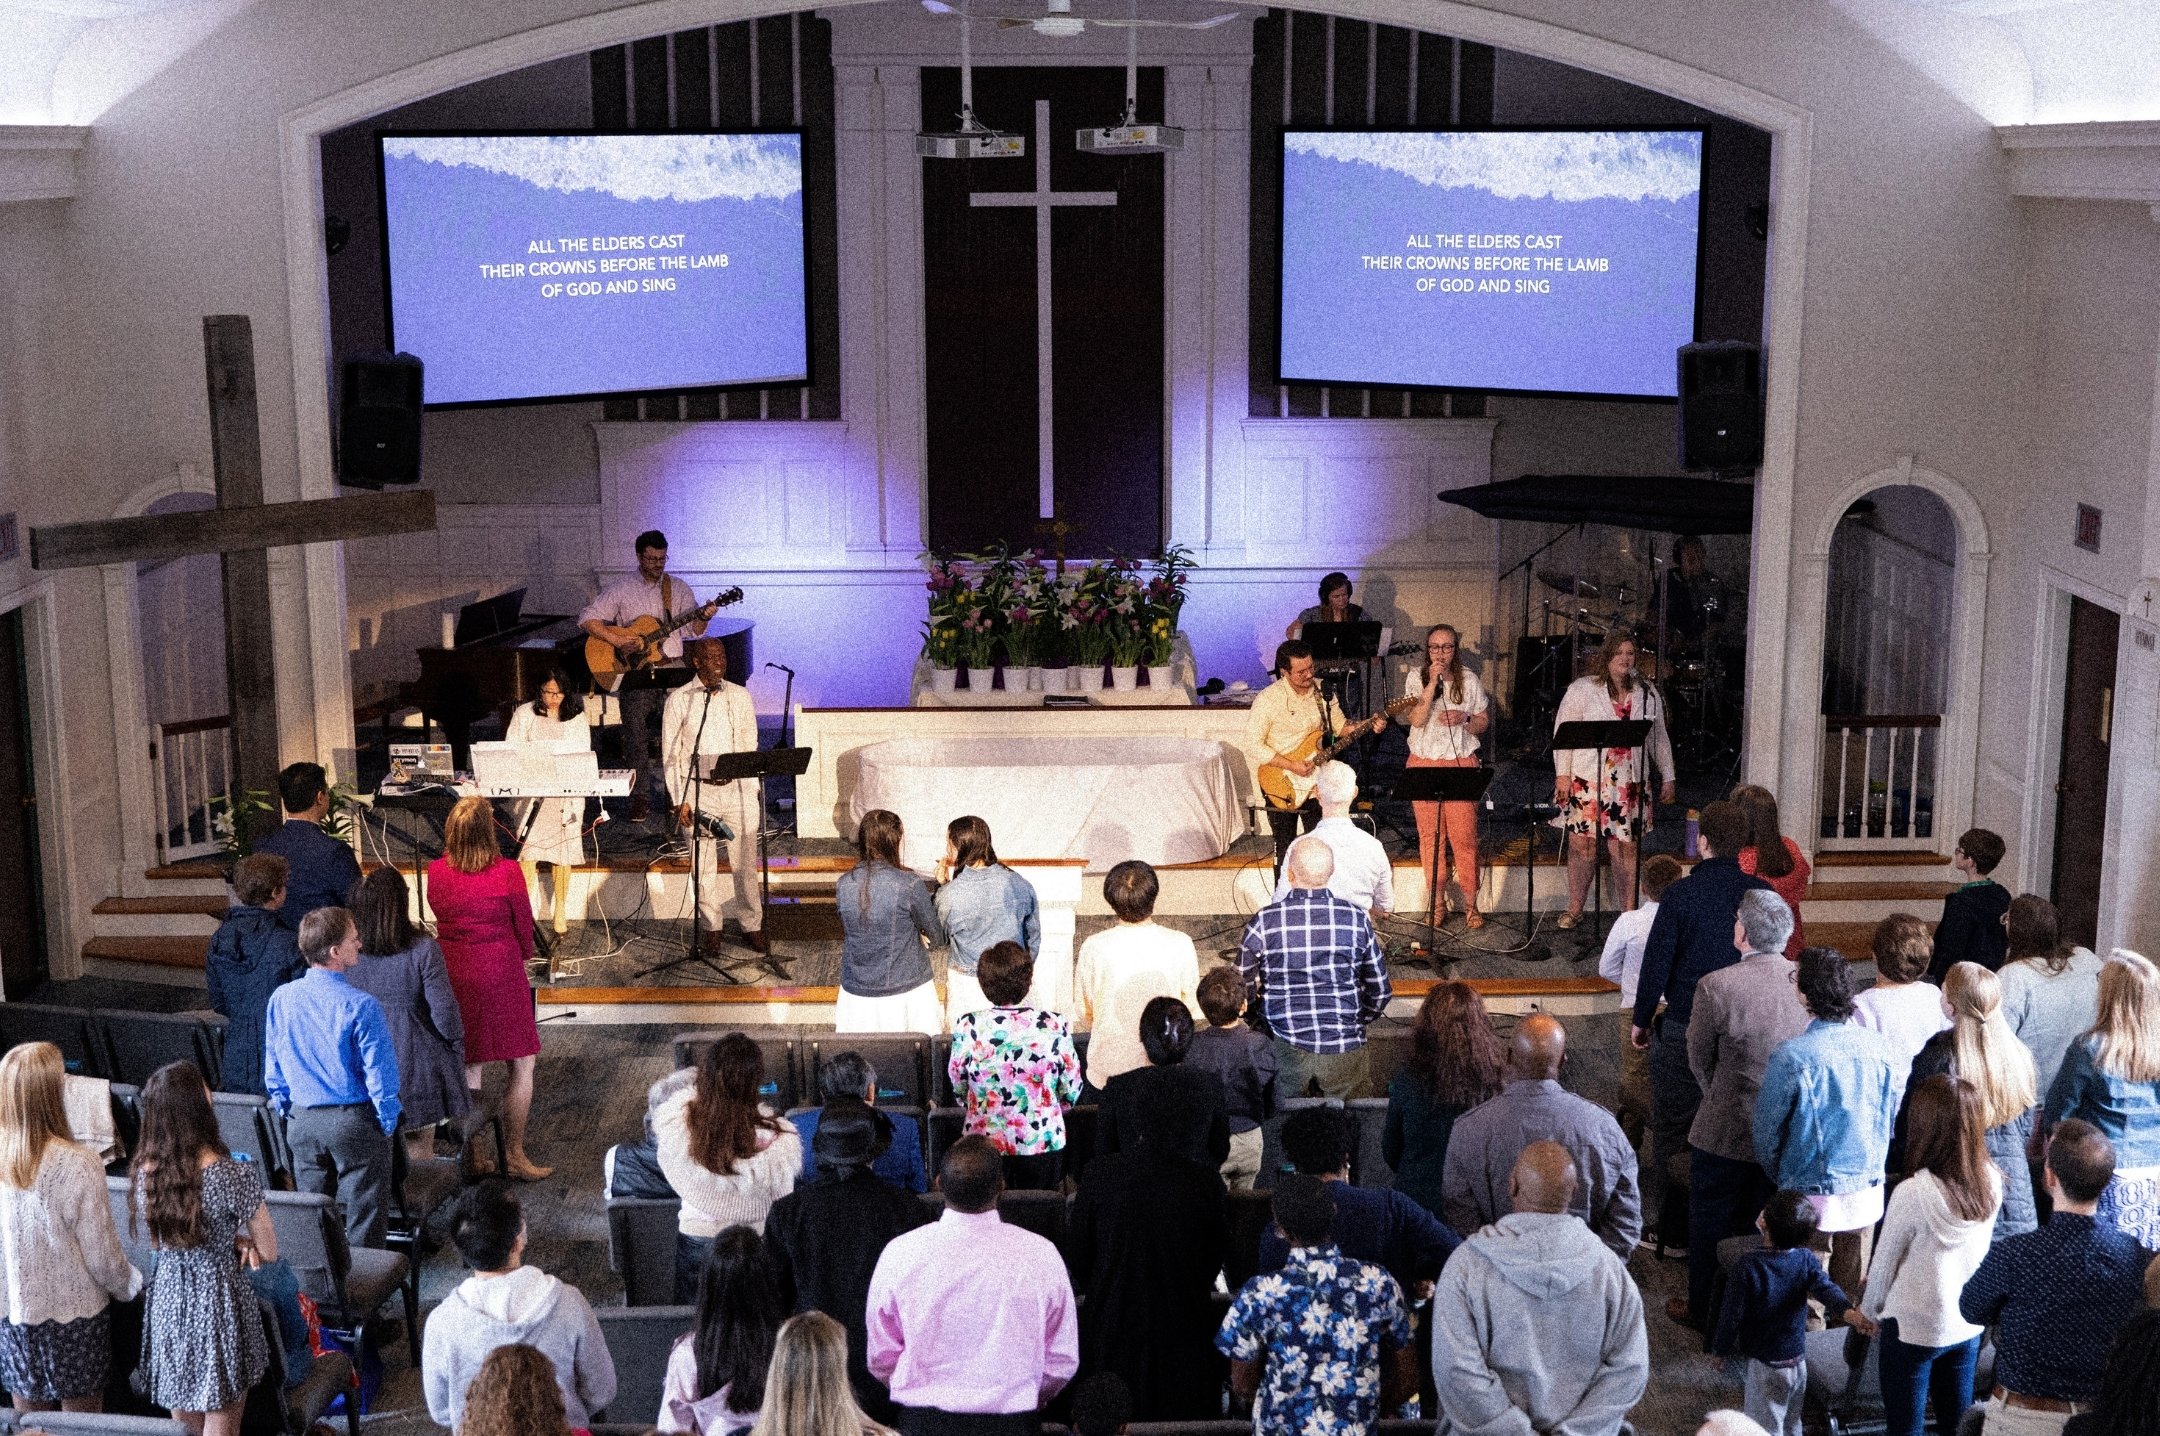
[
  {"x1": 920, "y1": 554, "x2": 968, "y2": 695},
  {"x1": 1142, "y1": 543, "x2": 1193, "y2": 689}
]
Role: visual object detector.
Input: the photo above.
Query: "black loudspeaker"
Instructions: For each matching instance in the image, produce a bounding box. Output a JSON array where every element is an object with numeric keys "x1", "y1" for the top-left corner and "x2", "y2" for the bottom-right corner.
[
  {"x1": 338, "y1": 352, "x2": 424, "y2": 489},
  {"x1": 1676, "y1": 340, "x2": 1762, "y2": 473}
]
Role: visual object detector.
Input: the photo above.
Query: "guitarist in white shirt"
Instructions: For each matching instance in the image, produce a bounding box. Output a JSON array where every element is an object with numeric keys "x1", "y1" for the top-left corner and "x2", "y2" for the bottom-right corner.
[
  {"x1": 1243, "y1": 641, "x2": 1385, "y2": 879},
  {"x1": 578, "y1": 529, "x2": 719, "y2": 823}
]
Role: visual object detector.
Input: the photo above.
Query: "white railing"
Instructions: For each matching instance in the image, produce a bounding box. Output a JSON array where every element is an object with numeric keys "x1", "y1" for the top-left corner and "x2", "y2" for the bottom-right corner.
[
  {"x1": 1819, "y1": 714, "x2": 1941, "y2": 850},
  {"x1": 151, "y1": 715, "x2": 234, "y2": 864}
]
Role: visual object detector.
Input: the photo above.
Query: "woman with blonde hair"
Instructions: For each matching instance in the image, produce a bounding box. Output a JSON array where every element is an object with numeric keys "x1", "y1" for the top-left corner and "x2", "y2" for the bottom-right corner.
[
  {"x1": 751, "y1": 1311, "x2": 893, "y2": 1436},
  {"x1": 1896, "y1": 962, "x2": 2040, "y2": 1236},
  {"x1": 427, "y1": 792, "x2": 549, "y2": 1179},
  {"x1": 0, "y1": 1043, "x2": 141, "y2": 1414},
  {"x1": 2046, "y1": 949, "x2": 2160, "y2": 1246},
  {"x1": 1551, "y1": 631, "x2": 1677, "y2": 923},
  {"x1": 458, "y1": 1343, "x2": 583, "y2": 1436}
]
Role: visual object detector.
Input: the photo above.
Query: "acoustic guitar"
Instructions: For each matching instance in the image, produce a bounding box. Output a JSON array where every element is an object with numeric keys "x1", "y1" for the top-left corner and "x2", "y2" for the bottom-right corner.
[
  {"x1": 1258, "y1": 695, "x2": 1417, "y2": 810},
  {"x1": 584, "y1": 586, "x2": 745, "y2": 681}
]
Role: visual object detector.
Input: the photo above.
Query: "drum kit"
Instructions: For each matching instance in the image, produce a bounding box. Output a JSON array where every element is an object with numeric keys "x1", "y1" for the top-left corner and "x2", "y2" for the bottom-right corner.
[{"x1": 1517, "y1": 565, "x2": 1740, "y2": 764}]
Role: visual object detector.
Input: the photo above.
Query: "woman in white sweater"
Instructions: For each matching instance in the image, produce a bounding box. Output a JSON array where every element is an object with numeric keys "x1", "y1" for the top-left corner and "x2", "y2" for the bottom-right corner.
[
  {"x1": 1855, "y1": 1074, "x2": 2001, "y2": 1436},
  {"x1": 0, "y1": 1042, "x2": 143, "y2": 1413},
  {"x1": 656, "y1": 1034, "x2": 801, "y2": 1303}
]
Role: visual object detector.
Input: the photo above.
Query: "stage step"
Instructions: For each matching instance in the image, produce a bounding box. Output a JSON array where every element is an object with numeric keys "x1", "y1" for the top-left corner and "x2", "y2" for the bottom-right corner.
[
  {"x1": 1814, "y1": 849, "x2": 1948, "y2": 867},
  {"x1": 80, "y1": 935, "x2": 212, "y2": 988}
]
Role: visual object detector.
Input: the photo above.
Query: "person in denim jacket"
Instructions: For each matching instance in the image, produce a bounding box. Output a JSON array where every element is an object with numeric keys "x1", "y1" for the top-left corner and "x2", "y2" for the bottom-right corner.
[
  {"x1": 835, "y1": 810, "x2": 948, "y2": 1036},
  {"x1": 2045, "y1": 950, "x2": 2160, "y2": 1247},
  {"x1": 1756, "y1": 947, "x2": 1902, "y2": 1293},
  {"x1": 933, "y1": 816, "x2": 1041, "y2": 1029}
]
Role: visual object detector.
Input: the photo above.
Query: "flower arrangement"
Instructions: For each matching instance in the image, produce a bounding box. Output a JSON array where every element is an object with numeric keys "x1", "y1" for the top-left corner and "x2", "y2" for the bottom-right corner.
[
  {"x1": 1059, "y1": 574, "x2": 1113, "y2": 668},
  {"x1": 922, "y1": 544, "x2": 1195, "y2": 680},
  {"x1": 989, "y1": 548, "x2": 1054, "y2": 669},
  {"x1": 921, "y1": 553, "x2": 971, "y2": 669}
]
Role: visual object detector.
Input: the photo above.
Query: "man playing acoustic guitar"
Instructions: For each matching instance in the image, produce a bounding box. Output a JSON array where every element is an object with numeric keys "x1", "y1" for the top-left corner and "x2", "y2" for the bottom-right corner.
[
  {"x1": 1243, "y1": 640, "x2": 1389, "y2": 879},
  {"x1": 579, "y1": 529, "x2": 720, "y2": 824}
]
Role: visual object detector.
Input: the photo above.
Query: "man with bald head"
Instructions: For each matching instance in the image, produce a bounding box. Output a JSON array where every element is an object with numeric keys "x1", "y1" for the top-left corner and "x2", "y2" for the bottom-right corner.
[
  {"x1": 1432, "y1": 1142, "x2": 1648, "y2": 1436},
  {"x1": 1235, "y1": 836, "x2": 1391, "y2": 1099},
  {"x1": 1440, "y1": 1014, "x2": 1641, "y2": 1257}
]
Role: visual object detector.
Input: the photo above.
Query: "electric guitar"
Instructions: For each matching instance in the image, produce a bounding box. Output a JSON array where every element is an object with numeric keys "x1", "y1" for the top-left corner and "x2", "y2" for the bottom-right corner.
[
  {"x1": 584, "y1": 587, "x2": 745, "y2": 680},
  {"x1": 1258, "y1": 695, "x2": 1417, "y2": 810}
]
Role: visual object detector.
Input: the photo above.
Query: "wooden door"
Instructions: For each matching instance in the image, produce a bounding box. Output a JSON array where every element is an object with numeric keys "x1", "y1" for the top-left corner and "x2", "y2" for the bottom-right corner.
[
  {"x1": 0, "y1": 607, "x2": 50, "y2": 995},
  {"x1": 2050, "y1": 596, "x2": 2118, "y2": 948}
]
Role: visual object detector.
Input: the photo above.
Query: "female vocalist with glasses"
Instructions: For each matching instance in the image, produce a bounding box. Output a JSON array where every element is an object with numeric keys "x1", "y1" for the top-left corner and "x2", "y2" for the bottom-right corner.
[{"x1": 1552, "y1": 632, "x2": 1676, "y2": 926}]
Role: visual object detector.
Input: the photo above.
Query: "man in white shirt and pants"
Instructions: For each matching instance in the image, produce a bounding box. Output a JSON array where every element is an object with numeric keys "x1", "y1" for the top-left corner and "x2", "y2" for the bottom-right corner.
[
  {"x1": 663, "y1": 638, "x2": 766, "y2": 957},
  {"x1": 1269, "y1": 761, "x2": 1394, "y2": 919}
]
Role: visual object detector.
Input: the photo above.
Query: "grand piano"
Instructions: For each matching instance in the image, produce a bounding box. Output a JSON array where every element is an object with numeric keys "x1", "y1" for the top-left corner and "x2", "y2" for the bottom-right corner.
[{"x1": 413, "y1": 588, "x2": 753, "y2": 770}]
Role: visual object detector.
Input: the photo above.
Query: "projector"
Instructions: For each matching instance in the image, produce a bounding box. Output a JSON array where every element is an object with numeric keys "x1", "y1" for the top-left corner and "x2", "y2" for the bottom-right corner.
[
  {"x1": 1076, "y1": 123, "x2": 1185, "y2": 154},
  {"x1": 917, "y1": 131, "x2": 1026, "y2": 159}
]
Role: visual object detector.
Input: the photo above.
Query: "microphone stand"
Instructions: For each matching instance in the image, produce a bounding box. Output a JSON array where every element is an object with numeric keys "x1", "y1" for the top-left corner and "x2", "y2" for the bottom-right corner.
[
  {"x1": 766, "y1": 662, "x2": 797, "y2": 840},
  {"x1": 641, "y1": 685, "x2": 748, "y2": 983}
]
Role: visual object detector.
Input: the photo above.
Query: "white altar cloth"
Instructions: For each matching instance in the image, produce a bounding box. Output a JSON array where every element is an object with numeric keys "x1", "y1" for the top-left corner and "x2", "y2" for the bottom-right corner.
[{"x1": 849, "y1": 735, "x2": 1247, "y2": 872}]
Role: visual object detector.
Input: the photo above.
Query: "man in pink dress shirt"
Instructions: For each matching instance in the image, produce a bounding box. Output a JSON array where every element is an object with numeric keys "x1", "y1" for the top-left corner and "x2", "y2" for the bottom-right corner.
[{"x1": 866, "y1": 1136, "x2": 1079, "y2": 1436}]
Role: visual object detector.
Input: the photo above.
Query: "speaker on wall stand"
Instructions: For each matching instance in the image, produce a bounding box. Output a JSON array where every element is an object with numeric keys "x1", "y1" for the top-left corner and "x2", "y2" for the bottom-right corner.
[
  {"x1": 338, "y1": 351, "x2": 424, "y2": 490},
  {"x1": 1676, "y1": 340, "x2": 1763, "y2": 475}
]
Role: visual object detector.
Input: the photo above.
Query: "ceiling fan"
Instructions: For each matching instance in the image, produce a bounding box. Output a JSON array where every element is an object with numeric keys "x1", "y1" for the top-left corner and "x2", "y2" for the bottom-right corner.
[{"x1": 919, "y1": 0, "x2": 1243, "y2": 40}]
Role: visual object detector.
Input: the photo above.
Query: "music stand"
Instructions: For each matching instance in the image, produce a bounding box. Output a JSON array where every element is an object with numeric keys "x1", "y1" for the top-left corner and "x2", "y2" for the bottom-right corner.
[
  {"x1": 1386, "y1": 766, "x2": 1493, "y2": 952},
  {"x1": 700, "y1": 745, "x2": 813, "y2": 979},
  {"x1": 1550, "y1": 718, "x2": 1652, "y2": 945},
  {"x1": 1302, "y1": 621, "x2": 1383, "y2": 660}
]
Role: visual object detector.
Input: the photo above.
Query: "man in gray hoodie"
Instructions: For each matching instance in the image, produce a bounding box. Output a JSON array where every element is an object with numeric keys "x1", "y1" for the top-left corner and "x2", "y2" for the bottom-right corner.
[
  {"x1": 422, "y1": 1180, "x2": 618, "y2": 1429},
  {"x1": 1432, "y1": 1142, "x2": 1649, "y2": 1436}
]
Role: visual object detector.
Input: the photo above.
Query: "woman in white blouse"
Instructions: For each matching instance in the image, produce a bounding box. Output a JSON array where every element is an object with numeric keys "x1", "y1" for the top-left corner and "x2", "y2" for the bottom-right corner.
[
  {"x1": 1551, "y1": 632, "x2": 1676, "y2": 925},
  {"x1": 1399, "y1": 625, "x2": 1491, "y2": 927},
  {"x1": 506, "y1": 667, "x2": 591, "y2": 936},
  {"x1": 0, "y1": 1042, "x2": 143, "y2": 1414}
]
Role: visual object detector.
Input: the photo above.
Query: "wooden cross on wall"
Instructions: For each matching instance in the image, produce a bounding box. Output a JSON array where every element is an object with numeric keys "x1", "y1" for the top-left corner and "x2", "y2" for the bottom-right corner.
[{"x1": 30, "y1": 316, "x2": 437, "y2": 801}]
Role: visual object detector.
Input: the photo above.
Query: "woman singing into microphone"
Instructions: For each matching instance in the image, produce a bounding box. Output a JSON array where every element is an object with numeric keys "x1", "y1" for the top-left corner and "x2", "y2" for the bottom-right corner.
[
  {"x1": 1552, "y1": 632, "x2": 1675, "y2": 925},
  {"x1": 1399, "y1": 625, "x2": 1490, "y2": 928}
]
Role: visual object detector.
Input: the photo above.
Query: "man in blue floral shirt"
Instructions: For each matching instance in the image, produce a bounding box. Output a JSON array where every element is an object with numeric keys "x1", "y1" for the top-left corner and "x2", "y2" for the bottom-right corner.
[{"x1": 1217, "y1": 1174, "x2": 1415, "y2": 1436}]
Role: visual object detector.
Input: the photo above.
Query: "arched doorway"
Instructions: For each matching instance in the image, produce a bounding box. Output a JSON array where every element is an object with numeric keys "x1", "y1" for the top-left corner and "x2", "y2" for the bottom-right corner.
[
  {"x1": 1818, "y1": 486, "x2": 1957, "y2": 846},
  {"x1": 1796, "y1": 461, "x2": 1990, "y2": 858}
]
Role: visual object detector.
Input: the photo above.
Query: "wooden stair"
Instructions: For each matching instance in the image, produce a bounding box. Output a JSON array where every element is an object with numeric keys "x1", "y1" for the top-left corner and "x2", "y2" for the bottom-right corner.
[
  {"x1": 81, "y1": 935, "x2": 213, "y2": 969},
  {"x1": 94, "y1": 895, "x2": 232, "y2": 918}
]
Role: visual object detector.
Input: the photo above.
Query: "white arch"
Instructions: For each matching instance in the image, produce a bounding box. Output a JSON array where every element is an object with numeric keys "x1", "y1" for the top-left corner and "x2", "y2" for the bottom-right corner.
[
  {"x1": 102, "y1": 463, "x2": 222, "y2": 889},
  {"x1": 1787, "y1": 456, "x2": 1993, "y2": 859},
  {"x1": 269, "y1": 0, "x2": 1815, "y2": 780}
]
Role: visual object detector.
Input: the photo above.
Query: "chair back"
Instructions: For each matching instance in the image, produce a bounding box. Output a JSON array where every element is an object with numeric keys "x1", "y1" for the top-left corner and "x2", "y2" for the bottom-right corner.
[
  {"x1": 1347, "y1": 1097, "x2": 1393, "y2": 1188},
  {"x1": 103, "y1": 1174, "x2": 158, "y2": 1279},
  {"x1": 0, "y1": 1005, "x2": 106, "y2": 1078},
  {"x1": 1364, "y1": 1021, "x2": 1412, "y2": 1099},
  {"x1": 594, "y1": 1306, "x2": 695, "y2": 1425},
  {"x1": 1062, "y1": 1103, "x2": 1099, "y2": 1179},
  {"x1": 672, "y1": 1030, "x2": 802, "y2": 1111},
  {"x1": 209, "y1": 1092, "x2": 288, "y2": 1185},
  {"x1": 264, "y1": 1189, "x2": 349, "y2": 1311},
  {"x1": 106, "y1": 1083, "x2": 141, "y2": 1166},
  {"x1": 1257, "y1": 1097, "x2": 1342, "y2": 1190},
  {"x1": 604, "y1": 1197, "x2": 683, "y2": 1308},
  {"x1": 924, "y1": 1107, "x2": 966, "y2": 1176},
  {"x1": 811, "y1": 1036, "x2": 927, "y2": 1107},
  {"x1": 1224, "y1": 1187, "x2": 1274, "y2": 1289},
  {"x1": 96, "y1": 1010, "x2": 226, "y2": 1090},
  {"x1": 995, "y1": 1189, "x2": 1068, "y2": 1245}
]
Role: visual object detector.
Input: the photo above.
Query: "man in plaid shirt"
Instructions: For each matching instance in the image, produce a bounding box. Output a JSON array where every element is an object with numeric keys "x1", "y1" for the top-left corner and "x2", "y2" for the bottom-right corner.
[{"x1": 1236, "y1": 838, "x2": 1392, "y2": 1099}]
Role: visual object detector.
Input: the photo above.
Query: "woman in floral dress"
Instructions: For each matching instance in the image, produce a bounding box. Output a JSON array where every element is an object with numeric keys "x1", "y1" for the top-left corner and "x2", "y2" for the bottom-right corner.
[
  {"x1": 946, "y1": 940, "x2": 1082, "y2": 1191},
  {"x1": 1551, "y1": 632, "x2": 1676, "y2": 926}
]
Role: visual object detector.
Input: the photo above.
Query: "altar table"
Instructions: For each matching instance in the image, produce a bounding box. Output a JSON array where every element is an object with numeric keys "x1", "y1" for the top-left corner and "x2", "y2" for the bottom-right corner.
[{"x1": 848, "y1": 735, "x2": 1248, "y2": 872}]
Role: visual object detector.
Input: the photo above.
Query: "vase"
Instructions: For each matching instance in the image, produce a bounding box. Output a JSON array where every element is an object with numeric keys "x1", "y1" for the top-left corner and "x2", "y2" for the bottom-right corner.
[
  {"x1": 1075, "y1": 664, "x2": 1106, "y2": 694},
  {"x1": 1110, "y1": 664, "x2": 1139, "y2": 691},
  {"x1": 928, "y1": 665, "x2": 960, "y2": 696},
  {"x1": 1016, "y1": 665, "x2": 1043, "y2": 692},
  {"x1": 1042, "y1": 664, "x2": 1070, "y2": 692},
  {"x1": 1144, "y1": 663, "x2": 1175, "y2": 691}
]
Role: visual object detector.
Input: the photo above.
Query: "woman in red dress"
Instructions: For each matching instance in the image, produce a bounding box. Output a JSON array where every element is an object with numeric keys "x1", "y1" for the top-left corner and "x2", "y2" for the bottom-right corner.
[
  {"x1": 1731, "y1": 783, "x2": 1811, "y2": 957},
  {"x1": 428, "y1": 795, "x2": 550, "y2": 1179}
]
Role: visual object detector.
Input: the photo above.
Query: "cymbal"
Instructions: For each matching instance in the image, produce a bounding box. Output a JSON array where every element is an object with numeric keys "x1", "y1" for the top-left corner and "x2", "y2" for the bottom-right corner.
[{"x1": 1537, "y1": 569, "x2": 1602, "y2": 600}]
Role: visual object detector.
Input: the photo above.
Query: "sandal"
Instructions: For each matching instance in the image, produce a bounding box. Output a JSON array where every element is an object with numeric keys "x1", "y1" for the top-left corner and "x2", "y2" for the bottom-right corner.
[
  {"x1": 1464, "y1": 911, "x2": 1486, "y2": 930},
  {"x1": 1555, "y1": 911, "x2": 1581, "y2": 930}
]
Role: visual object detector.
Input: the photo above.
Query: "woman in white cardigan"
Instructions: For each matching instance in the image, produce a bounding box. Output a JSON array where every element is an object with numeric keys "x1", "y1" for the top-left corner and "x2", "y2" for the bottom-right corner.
[
  {"x1": 1853, "y1": 1074, "x2": 2001, "y2": 1436},
  {"x1": 0, "y1": 1042, "x2": 143, "y2": 1413},
  {"x1": 505, "y1": 667, "x2": 592, "y2": 936},
  {"x1": 655, "y1": 1033, "x2": 801, "y2": 1304},
  {"x1": 1550, "y1": 632, "x2": 1677, "y2": 923}
]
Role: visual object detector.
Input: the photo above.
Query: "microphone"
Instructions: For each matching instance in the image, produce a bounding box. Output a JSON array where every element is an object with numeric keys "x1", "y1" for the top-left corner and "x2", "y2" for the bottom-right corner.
[{"x1": 765, "y1": 662, "x2": 795, "y2": 676}]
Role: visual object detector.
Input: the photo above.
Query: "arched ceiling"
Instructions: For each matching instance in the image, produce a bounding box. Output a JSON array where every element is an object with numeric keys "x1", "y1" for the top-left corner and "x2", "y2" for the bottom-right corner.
[{"x1": 0, "y1": 0, "x2": 2155, "y2": 128}]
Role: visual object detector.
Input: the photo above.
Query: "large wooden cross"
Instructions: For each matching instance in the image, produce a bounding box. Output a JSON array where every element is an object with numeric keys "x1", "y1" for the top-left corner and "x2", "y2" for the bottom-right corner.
[{"x1": 30, "y1": 316, "x2": 436, "y2": 801}]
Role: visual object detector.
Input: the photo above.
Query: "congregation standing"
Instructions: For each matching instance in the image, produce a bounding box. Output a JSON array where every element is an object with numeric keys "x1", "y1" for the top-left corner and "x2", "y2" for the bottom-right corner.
[{"x1": 36, "y1": 743, "x2": 2160, "y2": 1436}]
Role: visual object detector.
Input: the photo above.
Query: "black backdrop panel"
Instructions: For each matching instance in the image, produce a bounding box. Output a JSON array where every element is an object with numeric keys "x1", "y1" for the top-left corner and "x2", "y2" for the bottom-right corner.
[{"x1": 922, "y1": 66, "x2": 1165, "y2": 556}]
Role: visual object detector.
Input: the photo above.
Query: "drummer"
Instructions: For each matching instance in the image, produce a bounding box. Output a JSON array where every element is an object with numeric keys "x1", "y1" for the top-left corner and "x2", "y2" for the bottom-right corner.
[{"x1": 1655, "y1": 535, "x2": 1722, "y2": 647}]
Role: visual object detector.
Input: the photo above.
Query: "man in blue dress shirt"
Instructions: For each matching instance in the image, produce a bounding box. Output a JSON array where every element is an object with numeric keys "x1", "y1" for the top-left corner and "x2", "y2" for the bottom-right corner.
[
  {"x1": 265, "y1": 905, "x2": 402, "y2": 1247},
  {"x1": 250, "y1": 762, "x2": 362, "y2": 932}
]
